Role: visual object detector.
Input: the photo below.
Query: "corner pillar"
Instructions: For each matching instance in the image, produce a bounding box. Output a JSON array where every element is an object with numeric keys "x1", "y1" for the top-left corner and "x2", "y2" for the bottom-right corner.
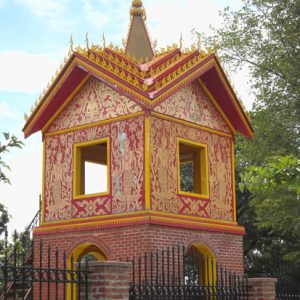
[
  {"x1": 84, "y1": 261, "x2": 130, "y2": 300},
  {"x1": 248, "y1": 277, "x2": 277, "y2": 300}
]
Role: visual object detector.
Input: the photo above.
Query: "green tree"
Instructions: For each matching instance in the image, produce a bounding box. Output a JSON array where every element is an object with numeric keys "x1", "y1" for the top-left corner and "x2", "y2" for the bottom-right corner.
[
  {"x1": 0, "y1": 132, "x2": 24, "y2": 289},
  {"x1": 196, "y1": 0, "x2": 300, "y2": 274},
  {"x1": 0, "y1": 132, "x2": 24, "y2": 234},
  {"x1": 241, "y1": 156, "x2": 300, "y2": 268},
  {"x1": 180, "y1": 162, "x2": 194, "y2": 192},
  {"x1": 214, "y1": 0, "x2": 299, "y2": 147},
  {"x1": 198, "y1": 0, "x2": 299, "y2": 150},
  {"x1": 0, "y1": 132, "x2": 24, "y2": 184}
]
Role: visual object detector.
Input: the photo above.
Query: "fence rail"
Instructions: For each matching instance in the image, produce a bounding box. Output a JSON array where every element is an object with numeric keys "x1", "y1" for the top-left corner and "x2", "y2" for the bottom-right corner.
[
  {"x1": 129, "y1": 245, "x2": 249, "y2": 299},
  {"x1": 275, "y1": 268, "x2": 300, "y2": 300},
  {"x1": 0, "y1": 234, "x2": 90, "y2": 300}
]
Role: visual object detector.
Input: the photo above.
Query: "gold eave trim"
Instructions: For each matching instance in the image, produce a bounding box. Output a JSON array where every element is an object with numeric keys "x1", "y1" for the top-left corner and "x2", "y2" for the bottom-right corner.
[
  {"x1": 34, "y1": 210, "x2": 245, "y2": 236},
  {"x1": 151, "y1": 112, "x2": 233, "y2": 139}
]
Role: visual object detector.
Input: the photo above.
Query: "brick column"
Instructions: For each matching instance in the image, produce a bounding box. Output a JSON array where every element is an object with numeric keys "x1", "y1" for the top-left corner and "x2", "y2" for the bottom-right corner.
[
  {"x1": 248, "y1": 277, "x2": 277, "y2": 300},
  {"x1": 84, "y1": 261, "x2": 130, "y2": 300}
]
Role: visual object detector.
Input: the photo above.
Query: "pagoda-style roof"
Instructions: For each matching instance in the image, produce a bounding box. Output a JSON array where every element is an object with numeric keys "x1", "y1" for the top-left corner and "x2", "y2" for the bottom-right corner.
[
  {"x1": 23, "y1": 0, "x2": 253, "y2": 139},
  {"x1": 23, "y1": 45, "x2": 252, "y2": 138}
]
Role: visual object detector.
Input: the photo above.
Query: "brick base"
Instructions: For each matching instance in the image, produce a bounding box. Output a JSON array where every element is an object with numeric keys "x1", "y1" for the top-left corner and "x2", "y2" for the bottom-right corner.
[
  {"x1": 33, "y1": 223, "x2": 244, "y2": 274},
  {"x1": 248, "y1": 278, "x2": 277, "y2": 300},
  {"x1": 84, "y1": 261, "x2": 130, "y2": 300}
]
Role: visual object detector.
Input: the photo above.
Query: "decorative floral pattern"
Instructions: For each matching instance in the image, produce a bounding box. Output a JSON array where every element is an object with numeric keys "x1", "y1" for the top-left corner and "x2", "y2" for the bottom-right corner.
[
  {"x1": 154, "y1": 82, "x2": 231, "y2": 134},
  {"x1": 150, "y1": 116, "x2": 234, "y2": 221},
  {"x1": 72, "y1": 197, "x2": 111, "y2": 218},
  {"x1": 48, "y1": 77, "x2": 143, "y2": 132},
  {"x1": 111, "y1": 117, "x2": 144, "y2": 213},
  {"x1": 44, "y1": 116, "x2": 144, "y2": 222}
]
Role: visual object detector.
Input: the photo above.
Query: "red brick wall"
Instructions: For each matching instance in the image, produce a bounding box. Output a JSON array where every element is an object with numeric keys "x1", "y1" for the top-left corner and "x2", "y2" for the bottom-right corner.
[{"x1": 33, "y1": 224, "x2": 244, "y2": 274}]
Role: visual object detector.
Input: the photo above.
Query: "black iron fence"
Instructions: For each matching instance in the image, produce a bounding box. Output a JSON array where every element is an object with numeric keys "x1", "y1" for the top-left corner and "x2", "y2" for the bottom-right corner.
[
  {"x1": 275, "y1": 266, "x2": 300, "y2": 300},
  {"x1": 129, "y1": 245, "x2": 249, "y2": 299},
  {"x1": 0, "y1": 232, "x2": 90, "y2": 300},
  {"x1": 276, "y1": 282, "x2": 300, "y2": 300}
]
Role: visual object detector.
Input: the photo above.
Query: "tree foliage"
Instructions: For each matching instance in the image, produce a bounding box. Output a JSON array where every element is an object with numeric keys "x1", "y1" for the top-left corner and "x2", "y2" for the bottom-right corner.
[
  {"x1": 0, "y1": 132, "x2": 24, "y2": 236},
  {"x1": 0, "y1": 132, "x2": 24, "y2": 289},
  {"x1": 214, "y1": 0, "x2": 299, "y2": 145},
  {"x1": 0, "y1": 132, "x2": 24, "y2": 184},
  {"x1": 196, "y1": 0, "x2": 300, "y2": 273},
  {"x1": 0, "y1": 204, "x2": 9, "y2": 236},
  {"x1": 241, "y1": 155, "x2": 300, "y2": 263},
  {"x1": 180, "y1": 162, "x2": 194, "y2": 192}
]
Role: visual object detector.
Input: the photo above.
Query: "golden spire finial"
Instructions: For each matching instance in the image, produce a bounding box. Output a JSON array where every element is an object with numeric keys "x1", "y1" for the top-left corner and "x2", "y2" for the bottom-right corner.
[
  {"x1": 132, "y1": 0, "x2": 143, "y2": 8},
  {"x1": 69, "y1": 34, "x2": 74, "y2": 53},
  {"x1": 85, "y1": 32, "x2": 89, "y2": 50},
  {"x1": 102, "y1": 33, "x2": 106, "y2": 48},
  {"x1": 130, "y1": 0, "x2": 145, "y2": 17},
  {"x1": 179, "y1": 33, "x2": 183, "y2": 50}
]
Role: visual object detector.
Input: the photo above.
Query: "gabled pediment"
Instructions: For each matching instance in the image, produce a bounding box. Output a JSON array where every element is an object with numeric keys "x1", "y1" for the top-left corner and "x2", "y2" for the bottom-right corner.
[
  {"x1": 154, "y1": 81, "x2": 232, "y2": 134},
  {"x1": 46, "y1": 77, "x2": 143, "y2": 133}
]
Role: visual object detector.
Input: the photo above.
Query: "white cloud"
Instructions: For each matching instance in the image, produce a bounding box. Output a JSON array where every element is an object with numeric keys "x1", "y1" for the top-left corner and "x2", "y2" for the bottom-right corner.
[
  {"x1": 0, "y1": 51, "x2": 59, "y2": 93},
  {"x1": 14, "y1": 0, "x2": 65, "y2": 16},
  {"x1": 82, "y1": 0, "x2": 110, "y2": 29},
  {"x1": 0, "y1": 102, "x2": 19, "y2": 119},
  {"x1": 13, "y1": 0, "x2": 71, "y2": 29},
  {"x1": 146, "y1": 0, "x2": 222, "y2": 48}
]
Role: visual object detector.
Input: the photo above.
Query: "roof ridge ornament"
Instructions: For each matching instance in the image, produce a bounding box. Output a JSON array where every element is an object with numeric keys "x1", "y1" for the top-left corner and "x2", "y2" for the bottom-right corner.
[
  {"x1": 179, "y1": 33, "x2": 183, "y2": 50},
  {"x1": 213, "y1": 36, "x2": 218, "y2": 53},
  {"x1": 197, "y1": 35, "x2": 201, "y2": 51},
  {"x1": 85, "y1": 32, "x2": 89, "y2": 50},
  {"x1": 102, "y1": 33, "x2": 106, "y2": 48},
  {"x1": 69, "y1": 34, "x2": 74, "y2": 53}
]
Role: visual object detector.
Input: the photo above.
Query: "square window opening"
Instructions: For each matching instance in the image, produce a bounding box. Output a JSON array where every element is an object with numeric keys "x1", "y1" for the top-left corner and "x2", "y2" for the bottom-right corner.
[
  {"x1": 74, "y1": 140, "x2": 109, "y2": 197},
  {"x1": 84, "y1": 161, "x2": 107, "y2": 195},
  {"x1": 178, "y1": 141, "x2": 208, "y2": 196}
]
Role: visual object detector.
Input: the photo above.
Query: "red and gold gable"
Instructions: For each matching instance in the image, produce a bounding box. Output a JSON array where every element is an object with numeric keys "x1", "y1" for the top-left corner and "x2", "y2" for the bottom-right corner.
[
  {"x1": 47, "y1": 77, "x2": 143, "y2": 133},
  {"x1": 154, "y1": 81, "x2": 232, "y2": 134}
]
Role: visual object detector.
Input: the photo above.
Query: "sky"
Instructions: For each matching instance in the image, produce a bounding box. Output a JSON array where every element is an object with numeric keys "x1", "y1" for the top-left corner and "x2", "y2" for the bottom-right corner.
[{"x1": 0, "y1": 0, "x2": 254, "y2": 235}]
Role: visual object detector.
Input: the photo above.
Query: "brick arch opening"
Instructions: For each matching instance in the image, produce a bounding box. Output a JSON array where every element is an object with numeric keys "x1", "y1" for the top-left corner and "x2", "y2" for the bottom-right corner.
[
  {"x1": 187, "y1": 234, "x2": 219, "y2": 259},
  {"x1": 189, "y1": 242, "x2": 216, "y2": 285},
  {"x1": 67, "y1": 242, "x2": 107, "y2": 300},
  {"x1": 71, "y1": 242, "x2": 107, "y2": 262}
]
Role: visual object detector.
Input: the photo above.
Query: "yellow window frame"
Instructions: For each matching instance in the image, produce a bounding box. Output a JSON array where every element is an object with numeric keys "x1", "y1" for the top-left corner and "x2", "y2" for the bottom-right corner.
[
  {"x1": 73, "y1": 137, "x2": 110, "y2": 200},
  {"x1": 177, "y1": 138, "x2": 209, "y2": 198}
]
